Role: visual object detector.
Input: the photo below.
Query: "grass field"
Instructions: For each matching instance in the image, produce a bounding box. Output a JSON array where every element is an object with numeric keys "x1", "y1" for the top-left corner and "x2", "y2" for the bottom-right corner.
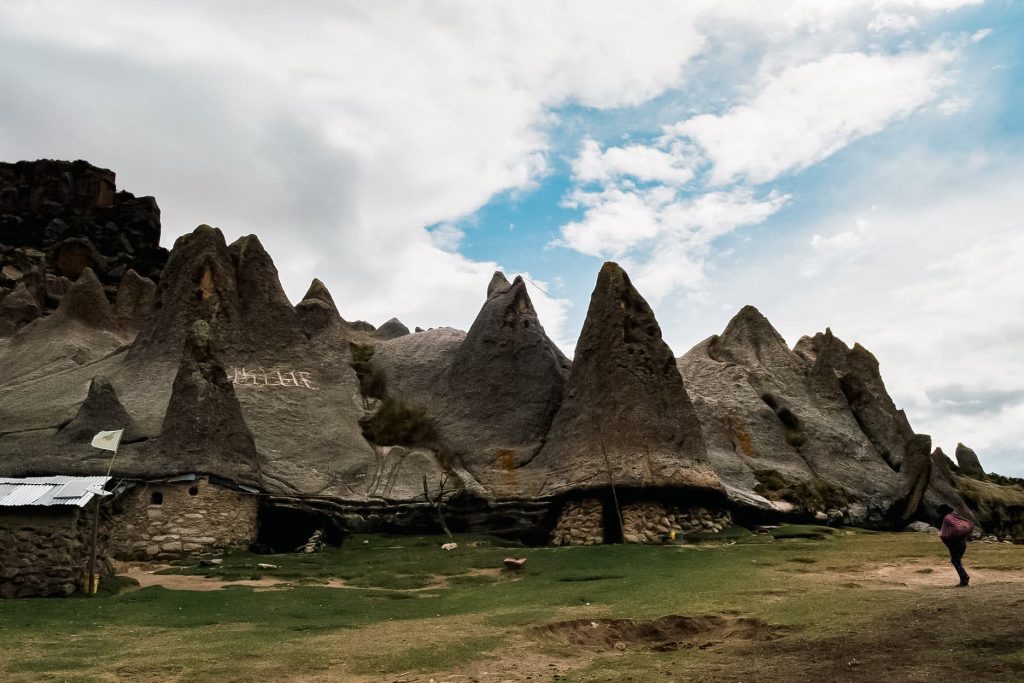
[{"x1": 2, "y1": 528, "x2": 1023, "y2": 682}]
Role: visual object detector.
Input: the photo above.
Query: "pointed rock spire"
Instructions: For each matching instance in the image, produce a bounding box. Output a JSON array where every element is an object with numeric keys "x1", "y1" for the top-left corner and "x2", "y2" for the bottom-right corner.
[
  {"x1": 228, "y1": 234, "x2": 301, "y2": 345},
  {"x1": 955, "y1": 443, "x2": 984, "y2": 477},
  {"x1": 296, "y1": 277, "x2": 345, "y2": 337},
  {"x1": 113, "y1": 269, "x2": 156, "y2": 330},
  {"x1": 710, "y1": 305, "x2": 805, "y2": 376},
  {"x1": 130, "y1": 225, "x2": 239, "y2": 357},
  {"x1": 157, "y1": 320, "x2": 261, "y2": 485},
  {"x1": 58, "y1": 376, "x2": 141, "y2": 443},
  {"x1": 53, "y1": 267, "x2": 117, "y2": 329},
  {"x1": 528, "y1": 262, "x2": 716, "y2": 494},
  {"x1": 487, "y1": 271, "x2": 511, "y2": 299},
  {"x1": 376, "y1": 317, "x2": 410, "y2": 340},
  {"x1": 440, "y1": 274, "x2": 569, "y2": 479},
  {"x1": 301, "y1": 278, "x2": 337, "y2": 309},
  {"x1": 130, "y1": 225, "x2": 301, "y2": 358},
  {"x1": 0, "y1": 283, "x2": 40, "y2": 335}
]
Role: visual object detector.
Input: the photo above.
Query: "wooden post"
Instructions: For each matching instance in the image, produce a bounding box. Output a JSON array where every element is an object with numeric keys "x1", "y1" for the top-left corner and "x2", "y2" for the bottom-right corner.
[
  {"x1": 87, "y1": 440, "x2": 120, "y2": 596},
  {"x1": 87, "y1": 497, "x2": 101, "y2": 596},
  {"x1": 597, "y1": 424, "x2": 624, "y2": 542}
]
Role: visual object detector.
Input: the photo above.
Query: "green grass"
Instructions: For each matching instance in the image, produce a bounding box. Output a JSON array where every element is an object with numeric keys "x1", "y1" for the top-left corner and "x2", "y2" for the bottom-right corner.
[{"x1": 1, "y1": 529, "x2": 1022, "y2": 681}]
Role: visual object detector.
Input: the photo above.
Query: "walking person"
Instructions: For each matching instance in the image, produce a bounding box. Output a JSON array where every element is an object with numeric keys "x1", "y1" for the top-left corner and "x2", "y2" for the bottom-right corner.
[{"x1": 937, "y1": 504, "x2": 974, "y2": 587}]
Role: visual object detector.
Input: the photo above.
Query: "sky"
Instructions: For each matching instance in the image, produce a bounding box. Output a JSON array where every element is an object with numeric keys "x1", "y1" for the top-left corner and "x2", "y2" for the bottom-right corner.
[{"x1": 1, "y1": 1, "x2": 1022, "y2": 474}]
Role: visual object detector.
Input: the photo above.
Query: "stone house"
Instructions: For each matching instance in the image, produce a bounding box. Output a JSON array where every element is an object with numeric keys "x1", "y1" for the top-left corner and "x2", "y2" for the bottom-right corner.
[
  {"x1": 109, "y1": 474, "x2": 259, "y2": 560},
  {"x1": 0, "y1": 475, "x2": 113, "y2": 599}
]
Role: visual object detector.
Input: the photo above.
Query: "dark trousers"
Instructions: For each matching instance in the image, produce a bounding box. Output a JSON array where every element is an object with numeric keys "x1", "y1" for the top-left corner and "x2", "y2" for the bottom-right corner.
[{"x1": 945, "y1": 540, "x2": 969, "y2": 585}]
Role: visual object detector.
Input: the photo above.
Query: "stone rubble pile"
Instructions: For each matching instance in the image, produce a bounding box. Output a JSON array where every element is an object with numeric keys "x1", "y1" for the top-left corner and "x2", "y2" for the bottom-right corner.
[
  {"x1": 622, "y1": 502, "x2": 732, "y2": 544},
  {"x1": 550, "y1": 499, "x2": 604, "y2": 546}
]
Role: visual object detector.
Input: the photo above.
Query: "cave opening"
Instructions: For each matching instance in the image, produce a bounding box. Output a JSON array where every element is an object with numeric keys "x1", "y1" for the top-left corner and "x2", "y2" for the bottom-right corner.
[{"x1": 256, "y1": 503, "x2": 345, "y2": 554}]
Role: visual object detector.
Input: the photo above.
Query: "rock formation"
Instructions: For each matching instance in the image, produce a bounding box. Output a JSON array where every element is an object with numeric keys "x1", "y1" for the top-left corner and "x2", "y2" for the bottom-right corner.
[
  {"x1": 679, "y1": 306, "x2": 934, "y2": 525},
  {"x1": 523, "y1": 262, "x2": 717, "y2": 496},
  {"x1": 155, "y1": 320, "x2": 262, "y2": 485},
  {"x1": 0, "y1": 160, "x2": 167, "y2": 314},
  {"x1": 416, "y1": 272, "x2": 570, "y2": 485},
  {"x1": 0, "y1": 159, "x2": 1018, "y2": 540},
  {"x1": 113, "y1": 269, "x2": 156, "y2": 331},
  {"x1": 955, "y1": 443, "x2": 985, "y2": 478},
  {"x1": 58, "y1": 376, "x2": 142, "y2": 444},
  {"x1": 0, "y1": 283, "x2": 39, "y2": 335},
  {"x1": 376, "y1": 318, "x2": 411, "y2": 340}
]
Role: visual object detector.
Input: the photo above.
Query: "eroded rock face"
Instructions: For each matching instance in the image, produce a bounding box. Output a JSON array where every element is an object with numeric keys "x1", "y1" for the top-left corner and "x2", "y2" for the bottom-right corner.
[
  {"x1": 524, "y1": 262, "x2": 716, "y2": 496},
  {"x1": 156, "y1": 320, "x2": 262, "y2": 486},
  {"x1": 955, "y1": 443, "x2": 985, "y2": 477},
  {"x1": 680, "y1": 307, "x2": 903, "y2": 523}
]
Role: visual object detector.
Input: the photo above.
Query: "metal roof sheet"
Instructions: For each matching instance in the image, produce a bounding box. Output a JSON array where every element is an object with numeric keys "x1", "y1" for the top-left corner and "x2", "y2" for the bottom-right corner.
[{"x1": 0, "y1": 476, "x2": 111, "y2": 508}]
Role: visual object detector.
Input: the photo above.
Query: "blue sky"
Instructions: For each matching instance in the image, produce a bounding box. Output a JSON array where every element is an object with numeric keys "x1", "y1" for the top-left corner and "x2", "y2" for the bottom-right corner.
[{"x1": 1, "y1": 1, "x2": 1022, "y2": 474}]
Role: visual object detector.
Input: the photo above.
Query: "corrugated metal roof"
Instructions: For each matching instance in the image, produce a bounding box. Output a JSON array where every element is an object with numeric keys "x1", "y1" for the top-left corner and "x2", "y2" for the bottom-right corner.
[{"x1": 0, "y1": 476, "x2": 111, "y2": 508}]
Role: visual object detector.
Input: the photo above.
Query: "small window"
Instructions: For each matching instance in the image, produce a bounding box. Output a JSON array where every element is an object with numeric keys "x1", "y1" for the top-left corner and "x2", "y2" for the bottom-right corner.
[
  {"x1": 188, "y1": 486, "x2": 199, "y2": 497},
  {"x1": 150, "y1": 491, "x2": 163, "y2": 505}
]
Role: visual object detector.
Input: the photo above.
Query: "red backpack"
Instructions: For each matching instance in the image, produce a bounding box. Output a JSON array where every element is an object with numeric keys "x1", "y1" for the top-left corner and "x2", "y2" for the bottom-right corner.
[{"x1": 940, "y1": 513, "x2": 974, "y2": 542}]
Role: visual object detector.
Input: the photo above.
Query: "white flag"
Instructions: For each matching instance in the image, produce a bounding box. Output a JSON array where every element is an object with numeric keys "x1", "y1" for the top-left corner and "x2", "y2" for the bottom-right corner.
[{"x1": 91, "y1": 429, "x2": 124, "y2": 452}]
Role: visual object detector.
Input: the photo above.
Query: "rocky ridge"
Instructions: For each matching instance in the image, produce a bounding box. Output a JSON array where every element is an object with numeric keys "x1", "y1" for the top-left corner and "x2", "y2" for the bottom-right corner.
[{"x1": 0, "y1": 159, "x2": 1017, "y2": 541}]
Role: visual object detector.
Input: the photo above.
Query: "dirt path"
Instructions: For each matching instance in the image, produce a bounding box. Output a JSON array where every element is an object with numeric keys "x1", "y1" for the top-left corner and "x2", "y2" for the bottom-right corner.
[{"x1": 799, "y1": 559, "x2": 1024, "y2": 590}]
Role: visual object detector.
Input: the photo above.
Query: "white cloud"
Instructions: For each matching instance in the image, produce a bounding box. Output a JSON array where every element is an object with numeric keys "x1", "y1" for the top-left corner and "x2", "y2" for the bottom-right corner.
[
  {"x1": 936, "y1": 95, "x2": 973, "y2": 115},
  {"x1": 800, "y1": 218, "x2": 874, "y2": 278},
  {"x1": 868, "y1": 12, "x2": 920, "y2": 33},
  {"x1": 428, "y1": 224, "x2": 465, "y2": 252},
  {"x1": 669, "y1": 46, "x2": 958, "y2": 185},
  {"x1": 573, "y1": 138, "x2": 697, "y2": 185},
  {"x1": 558, "y1": 185, "x2": 788, "y2": 302},
  {"x1": 658, "y1": 154, "x2": 1024, "y2": 475},
  {"x1": 971, "y1": 28, "x2": 993, "y2": 42}
]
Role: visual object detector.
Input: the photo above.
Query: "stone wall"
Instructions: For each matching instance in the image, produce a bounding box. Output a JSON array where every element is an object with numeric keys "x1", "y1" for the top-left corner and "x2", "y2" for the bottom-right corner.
[
  {"x1": 550, "y1": 498, "x2": 733, "y2": 546},
  {"x1": 622, "y1": 502, "x2": 732, "y2": 544},
  {"x1": 0, "y1": 504, "x2": 113, "y2": 598},
  {"x1": 111, "y1": 478, "x2": 258, "y2": 560},
  {"x1": 550, "y1": 499, "x2": 604, "y2": 546}
]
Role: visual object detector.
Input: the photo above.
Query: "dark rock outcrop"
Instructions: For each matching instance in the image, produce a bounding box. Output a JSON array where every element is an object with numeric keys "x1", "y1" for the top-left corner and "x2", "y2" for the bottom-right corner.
[
  {"x1": 524, "y1": 262, "x2": 716, "y2": 496},
  {"x1": 955, "y1": 443, "x2": 985, "y2": 478},
  {"x1": 0, "y1": 160, "x2": 167, "y2": 312}
]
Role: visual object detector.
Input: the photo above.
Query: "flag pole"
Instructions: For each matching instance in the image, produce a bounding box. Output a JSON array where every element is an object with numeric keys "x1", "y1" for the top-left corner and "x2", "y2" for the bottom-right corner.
[{"x1": 87, "y1": 433, "x2": 121, "y2": 596}]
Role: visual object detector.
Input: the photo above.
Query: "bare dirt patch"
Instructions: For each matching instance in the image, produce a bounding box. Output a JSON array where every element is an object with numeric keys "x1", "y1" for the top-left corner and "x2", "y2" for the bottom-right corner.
[
  {"x1": 125, "y1": 566, "x2": 292, "y2": 591},
  {"x1": 799, "y1": 560, "x2": 1024, "y2": 590},
  {"x1": 533, "y1": 614, "x2": 780, "y2": 652}
]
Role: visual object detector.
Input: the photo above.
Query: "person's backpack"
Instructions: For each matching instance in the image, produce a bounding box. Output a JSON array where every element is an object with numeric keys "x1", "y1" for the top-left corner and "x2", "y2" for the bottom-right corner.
[{"x1": 940, "y1": 513, "x2": 974, "y2": 542}]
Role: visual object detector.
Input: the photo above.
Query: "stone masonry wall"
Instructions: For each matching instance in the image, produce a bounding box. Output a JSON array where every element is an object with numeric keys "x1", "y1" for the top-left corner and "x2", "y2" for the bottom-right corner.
[
  {"x1": 550, "y1": 498, "x2": 733, "y2": 546},
  {"x1": 622, "y1": 502, "x2": 732, "y2": 544},
  {"x1": 0, "y1": 505, "x2": 113, "y2": 598},
  {"x1": 550, "y1": 499, "x2": 604, "y2": 546},
  {"x1": 111, "y1": 478, "x2": 258, "y2": 560}
]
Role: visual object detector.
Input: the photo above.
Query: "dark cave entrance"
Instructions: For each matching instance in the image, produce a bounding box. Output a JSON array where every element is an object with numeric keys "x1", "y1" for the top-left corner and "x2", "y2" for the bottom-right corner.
[
  {"x1": 601, "y1": 494, "x2": 624, "y2": 544},
  {"x1": 256, "y1": 503, "x2": 345, "y2": 553}
]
